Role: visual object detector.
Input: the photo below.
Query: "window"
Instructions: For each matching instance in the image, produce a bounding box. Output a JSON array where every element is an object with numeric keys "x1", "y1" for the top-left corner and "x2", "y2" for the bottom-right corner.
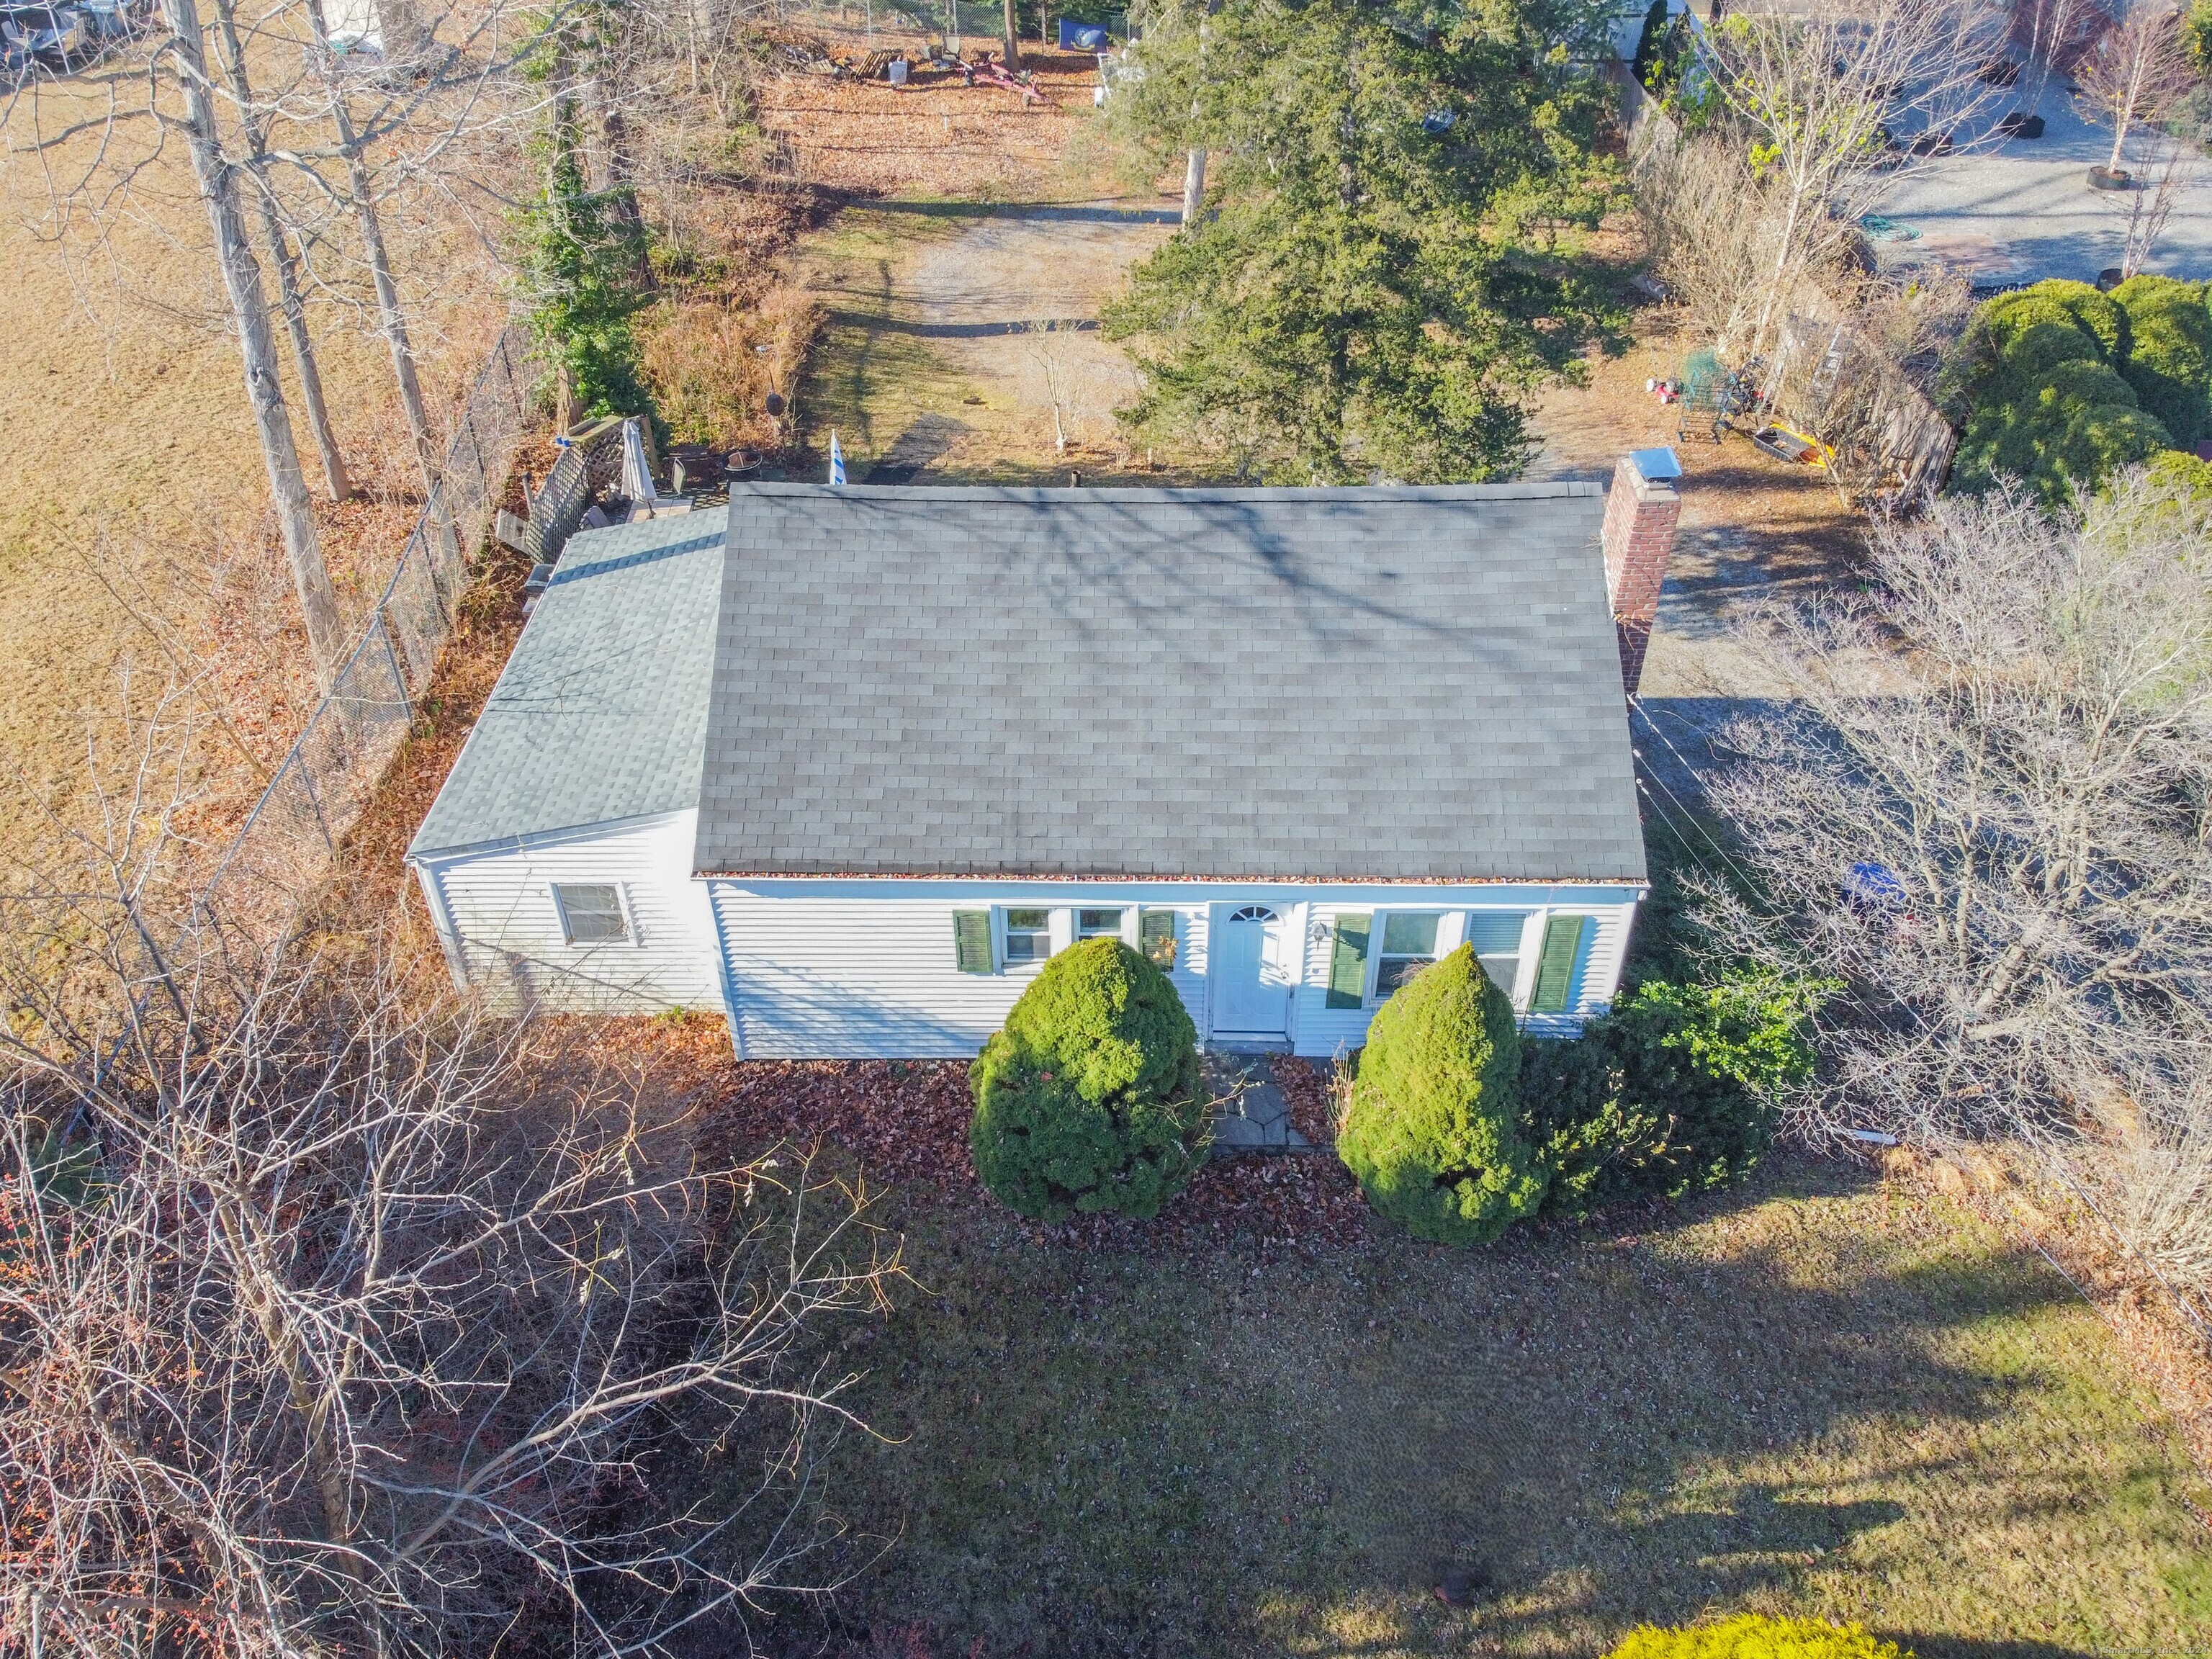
[
  {"x1": 1077, "y1": 907, "x2": 1126, "y2": 940},
  {"x1": 553, "y1": 882, "x2": 628, "y2": 945},
  {"x1": 1140, "y1": 909, "x2": 1177, "y2": 969},
  {"x1": 1228, "y1": 904, "x2": 1277, "y2": 923},
  {"x1": 1002, "y1": 907, "x2": 1051, "y2": 963},
  {"x1": 1375, "y1": 912, "x2": 1439, "y2": 997},
  {"x1": 1467, "y1": 910, "x2": 1530, "y2": 1003}
]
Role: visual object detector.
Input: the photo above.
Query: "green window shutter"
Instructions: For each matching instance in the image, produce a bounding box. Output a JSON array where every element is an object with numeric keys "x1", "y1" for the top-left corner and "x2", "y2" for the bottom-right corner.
[
  {"x1": 1326, "y1": 913, "x2": 1372, "y2": 1009},
  {"x1": 953, "y1": 910, "x2": 994, "y2": 974},
  {"x1": 1532, "y1": 915, "x2": 1589, "y2": 1013},
  {"x1": 1140, "y1": 909, "x2": 1177, "y2": 969}
]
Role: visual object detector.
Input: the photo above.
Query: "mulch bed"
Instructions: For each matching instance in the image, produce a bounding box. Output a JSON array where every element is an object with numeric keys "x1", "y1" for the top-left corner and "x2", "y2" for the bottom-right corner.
[{"x1": 647, "y1": 1025, "x2": 1375, "y2": 1254}]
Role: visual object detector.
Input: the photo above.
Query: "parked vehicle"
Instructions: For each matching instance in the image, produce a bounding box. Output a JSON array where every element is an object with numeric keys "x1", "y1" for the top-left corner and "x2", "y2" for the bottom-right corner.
[
  {"x1": 73, "y1": 0, "x2": 145, "y2": 40},
  {"x1": 1, "y1": 3, "x2": 86, "y2": 64}
]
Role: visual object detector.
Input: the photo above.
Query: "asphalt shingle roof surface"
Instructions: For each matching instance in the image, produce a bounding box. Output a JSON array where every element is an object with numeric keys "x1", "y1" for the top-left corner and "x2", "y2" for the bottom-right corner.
[
  {"x1": 410, "y1": 509, "x2": 728, "y2": 856},
  {"x1": 693, "y1": 484, "x2": 1645, "y2": 882}
]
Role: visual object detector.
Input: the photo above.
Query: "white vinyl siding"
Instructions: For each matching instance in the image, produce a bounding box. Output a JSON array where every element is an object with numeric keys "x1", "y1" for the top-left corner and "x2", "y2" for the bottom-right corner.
[
  {"x1": 414, "y1": 810, "x2": 727, "y2": 1015},
  {"x1": 710, "y1": 882, "x2": 1635, "y2": 1059},
  {"x1": 711, "y1": 886, "x2": 1213, "y2": 1058},
  {"x1": 418, "y1": 850, "x2": 1639, "y2": 1054}
]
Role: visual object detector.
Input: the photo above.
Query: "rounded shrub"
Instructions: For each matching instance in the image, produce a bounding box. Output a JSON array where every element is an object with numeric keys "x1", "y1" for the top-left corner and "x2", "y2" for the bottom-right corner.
[
  {"x1": 1608, "y1": 1616, "x2": 1911, "y2": 1659},
  {"x1": 1990, "y1": 279, "x2": 2127, "y2": 359},
  {"x1": 1956, "y1": 354, "x2": 2170, "y2": 503},
  {"x1": 1519, "y1": 970, "x2": 1822, "y2": 1218},
  {"x1": 2112, "y1": 276, "x2": 2212, "y2": 446},
  {"x1": 968, "y1": 938, "x2": 1207, "y2": 1221},
  {"x1": 1336, "y1": 944, "x2": 1547, "y2": 1244},
  {"x1": 1995, "y1": 319, "x2": 2105, "y2": 389},
  {"x1": 2146, "y1": 447, "x2": 2212, "y2": 499}
]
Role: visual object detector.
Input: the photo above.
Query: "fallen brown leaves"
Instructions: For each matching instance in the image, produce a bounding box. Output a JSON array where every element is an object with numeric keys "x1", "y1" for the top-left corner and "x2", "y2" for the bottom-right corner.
[
  {"x1": 1271, "y1": 1056, "x2": 1341, "y2": 1149},
  {"x1": 586, "y1": 1015, "x2": 1376, "y2": 1256}
]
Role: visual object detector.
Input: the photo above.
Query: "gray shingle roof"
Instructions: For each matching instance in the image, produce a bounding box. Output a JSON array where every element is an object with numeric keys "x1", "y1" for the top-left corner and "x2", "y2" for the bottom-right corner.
[
  {"x1": 693, "y1": 484, "x2": 1645, "y2": 882},
  {"x1": 409, "y1": 508, "x2": 728, "y2": 857}
]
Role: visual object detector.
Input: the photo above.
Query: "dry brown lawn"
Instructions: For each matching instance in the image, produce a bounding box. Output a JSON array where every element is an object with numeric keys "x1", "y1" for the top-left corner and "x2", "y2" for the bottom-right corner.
[{"x1": 0, "y1": 48, "x2": 508, "y2": 861}]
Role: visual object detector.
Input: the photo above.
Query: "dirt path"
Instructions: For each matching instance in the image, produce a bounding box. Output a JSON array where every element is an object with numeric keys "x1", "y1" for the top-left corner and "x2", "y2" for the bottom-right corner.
[{"x1": 794, "y1": 198, "x2": 1183, "y2": 485}]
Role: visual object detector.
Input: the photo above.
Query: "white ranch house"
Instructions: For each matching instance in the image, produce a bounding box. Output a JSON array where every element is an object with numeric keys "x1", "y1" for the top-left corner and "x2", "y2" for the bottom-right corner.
[{"x1": 407, "y1": 481, "x2": 1658, "y2": 1058}]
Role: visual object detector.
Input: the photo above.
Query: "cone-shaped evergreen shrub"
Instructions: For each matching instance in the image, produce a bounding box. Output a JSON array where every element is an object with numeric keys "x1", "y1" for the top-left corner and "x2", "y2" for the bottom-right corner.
[
  {"x1": 968, "y1": 938, "x2": 1206, "y2": 1221},
  {"x1": 1336, "y1": 944, "x2": 1547, "y2": 1244},
  {"x1": 1607, "y1": 1616, "x2": 1910, "y2": 1659}
]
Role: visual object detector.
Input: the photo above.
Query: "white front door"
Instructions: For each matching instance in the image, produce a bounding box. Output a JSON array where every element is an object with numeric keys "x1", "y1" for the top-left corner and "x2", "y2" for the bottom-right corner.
[{"x1": 1213, "y1": 904, "x2": 1292, "y2": 1038}]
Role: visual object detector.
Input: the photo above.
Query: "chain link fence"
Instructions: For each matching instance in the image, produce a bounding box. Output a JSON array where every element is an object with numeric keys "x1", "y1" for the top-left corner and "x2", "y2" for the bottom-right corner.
[{"x1": 205, "y1": 323, "x2": 536, "y2": 932}]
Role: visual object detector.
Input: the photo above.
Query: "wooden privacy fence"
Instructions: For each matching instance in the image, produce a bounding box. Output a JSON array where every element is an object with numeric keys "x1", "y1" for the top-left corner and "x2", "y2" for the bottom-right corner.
[{"x1": 204, "y1": 323, "x2": 536, "y2": 931}]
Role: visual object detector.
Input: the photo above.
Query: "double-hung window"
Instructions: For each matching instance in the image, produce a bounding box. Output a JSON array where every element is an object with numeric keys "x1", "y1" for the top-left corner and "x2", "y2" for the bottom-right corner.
[
  {"x1": 1076, "y1": 907, "x2": 1126, "y2": 942},
  {"x1": 1002, "y1": 907, "x2": 1052, "y2": 963},
  {"x1": 1375, "y1": 912, "x2": 1440, "y2": 997},
  {"x1": 552, "y1": 882, "x2": 629, "y2": 945}
]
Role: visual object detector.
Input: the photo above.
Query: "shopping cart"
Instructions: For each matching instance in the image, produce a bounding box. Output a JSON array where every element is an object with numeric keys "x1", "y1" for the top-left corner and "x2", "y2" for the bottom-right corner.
[{"x1": 1673, "y1": 347, "x2": 1763, "y2": 445}]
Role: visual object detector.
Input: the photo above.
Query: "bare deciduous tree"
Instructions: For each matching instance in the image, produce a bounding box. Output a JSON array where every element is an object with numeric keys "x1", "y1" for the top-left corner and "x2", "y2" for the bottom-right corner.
[
  {"x1": 0, "y1": 760, "x2": 899, "y2": 1655},
  {"x1": 159, "y1": 0, "x2": 350, "y2": 678},
  {"x1": 2076, "y1": 0, "x2": 2197, "y2": 177},
  {"x1": 1690, "y1": 472, "x2": 2212, "y2": 1300},
  {"x1": 1689, "y1": 0, "x2": 2003, "y2": 359}
]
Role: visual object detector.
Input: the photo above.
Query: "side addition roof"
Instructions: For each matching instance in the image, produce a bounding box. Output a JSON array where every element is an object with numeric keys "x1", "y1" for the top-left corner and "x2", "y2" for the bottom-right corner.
[
  {"x1": 694, "y1": 485, "x2": 1645, "y2": 884},
  {"x1": 410, "y1": 508, "x2": 728, "y2": 858}
]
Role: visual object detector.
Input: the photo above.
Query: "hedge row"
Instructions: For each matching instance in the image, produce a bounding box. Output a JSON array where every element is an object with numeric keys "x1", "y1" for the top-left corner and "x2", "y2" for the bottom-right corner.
[{"x1": 1944, "y1": 276, "x2": 2212, "y2": 503}]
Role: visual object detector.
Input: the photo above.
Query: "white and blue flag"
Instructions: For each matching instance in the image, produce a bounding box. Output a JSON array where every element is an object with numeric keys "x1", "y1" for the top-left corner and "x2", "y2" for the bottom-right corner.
[{"x1": 829, "y1": 431, "x2": 847, "y2": 485}]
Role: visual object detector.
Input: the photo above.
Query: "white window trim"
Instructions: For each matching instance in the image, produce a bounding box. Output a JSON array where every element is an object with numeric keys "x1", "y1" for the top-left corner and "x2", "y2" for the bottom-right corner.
[
  {"x1": 551, "y1": 881, "x2": 637, "y2": 948},
  {"x1": 995, "y1": 904, "x2": 1056, "y2": 974},
  {"x1": 1367, "y1": 907, "x2": 1456, "y2": 1005},
  {"x1": 1074, "y1": 904, "x2": 1132, "y2": 945}
]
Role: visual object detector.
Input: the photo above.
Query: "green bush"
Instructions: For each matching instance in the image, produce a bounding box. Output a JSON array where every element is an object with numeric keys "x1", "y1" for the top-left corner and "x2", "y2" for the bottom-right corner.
[
  {"x1": 1608, "y1": 1615, "x2": 1911, "y2": 1659},
  {"x1": 1520, "y1": 970, "x2": 1825, "y2": 1216},
  {"x1": 1983, "y1": 281, "x2": 2126, "y2": 359},
  {"x1": 2146, "y1": 448, "x2": 2212, "y2": 498},
  {"x1": 1336, "y1": 945, "x2": 1547, "y2": 1244},
  {"x1": 2112, "y1": 276, "x2": 2212, "y2": 446},
  {"x1": 968, "y1": 938, "x2": 1208, "y2": 1221},
  {"x1": 2187, "y1": 0, "x2": 2212, "y2": 76},
  {"x1": 1954, "y1": 349, "x2": 2172, "y2": 505},
  {"x1": 1943, "y1": 277, "x2": 2212, "y2": 500}
]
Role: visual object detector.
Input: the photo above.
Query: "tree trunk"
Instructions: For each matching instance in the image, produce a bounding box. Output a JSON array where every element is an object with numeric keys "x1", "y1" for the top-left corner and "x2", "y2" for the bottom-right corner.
[
  {"x1": 304, "y1": 0, "x2": 462, "y2": 581},
  {"x1": 1182, "y1": 147, "x2": 1206, "y2": 223},
  {"x1": 159, "y1": 0, "x2": 345, "y2": 683},
  {"x1": 1002, "y1": 0, "x2": 1020, "y2": 68},
  {"x1": 575, "y1": 49, "x2": 651, "y2": 278},
  {"x1": 207, "y1": 0, "x2": 352, "y2": 503},
  {"x1": 372, "y1": 0, "x2": 433, "y2": 68}
]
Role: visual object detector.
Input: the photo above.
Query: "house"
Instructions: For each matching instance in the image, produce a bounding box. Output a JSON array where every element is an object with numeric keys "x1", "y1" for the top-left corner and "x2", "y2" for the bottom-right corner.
[{"x1": 407, "y1": 471, "x2": 1681, "y2": 1058}]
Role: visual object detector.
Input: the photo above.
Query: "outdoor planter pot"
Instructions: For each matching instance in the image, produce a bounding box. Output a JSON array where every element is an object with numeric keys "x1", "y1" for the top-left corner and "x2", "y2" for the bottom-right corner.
[
  {"x1": 1998, "y1": 112, "x2": 2044, "y2": 138},
  {"x1": 2089, "y1": 166, "x2": 2132, "y2": 190}
]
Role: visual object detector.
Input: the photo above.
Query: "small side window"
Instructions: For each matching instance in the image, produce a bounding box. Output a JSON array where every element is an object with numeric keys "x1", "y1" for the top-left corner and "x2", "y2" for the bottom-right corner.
[
  {"x1": 1077, "y1": 907, "x2": 1126, "y2": 941},
  {"x1": 1002, "y1": 907, "x2": 1051, "y2": 963},
  {"x1": 553, "y1": 882, "x2": 628, "y2": 945}
]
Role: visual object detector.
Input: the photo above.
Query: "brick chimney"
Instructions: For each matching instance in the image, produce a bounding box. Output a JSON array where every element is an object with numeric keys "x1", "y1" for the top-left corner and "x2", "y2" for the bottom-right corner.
[{"x1": 1601, "y1": 449, "x2": 1682, "y2": 697}]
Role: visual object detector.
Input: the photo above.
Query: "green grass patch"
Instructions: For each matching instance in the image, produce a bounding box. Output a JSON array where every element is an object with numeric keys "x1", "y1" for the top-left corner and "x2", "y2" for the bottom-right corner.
[{"x1": 794, "y1": 1158, "x2": 2209, "y2": 1656}]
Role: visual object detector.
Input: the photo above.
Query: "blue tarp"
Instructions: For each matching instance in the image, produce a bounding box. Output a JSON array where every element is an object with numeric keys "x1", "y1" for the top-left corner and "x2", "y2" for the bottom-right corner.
[{"x1": 1058, "y1": 17, "x2": 1109, "y2": 48}]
